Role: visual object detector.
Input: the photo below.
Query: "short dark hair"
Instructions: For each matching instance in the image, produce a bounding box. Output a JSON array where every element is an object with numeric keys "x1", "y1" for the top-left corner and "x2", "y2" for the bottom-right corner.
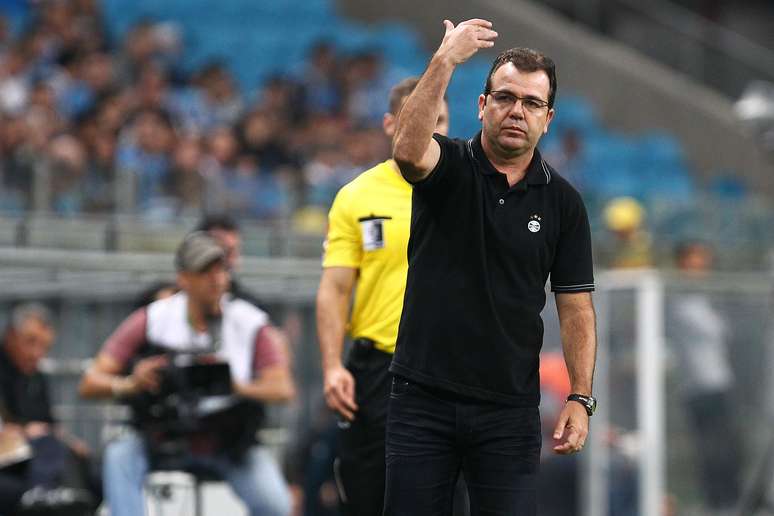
[
  {"x1": 8, "y1": 303, "x2": 53, "y2": 334},
  {"x1": 388, "y1": 76, "x2": 448, "y2": 116},
  {"x1": 196, "y1": 214, "x2": 239, "y2": 233},
  {"x1": 388, "y1": 76, "x2": 421, "y2": 115},
  {"x1": 484, "y1": 48, "x2": 557, "y2": 108}
]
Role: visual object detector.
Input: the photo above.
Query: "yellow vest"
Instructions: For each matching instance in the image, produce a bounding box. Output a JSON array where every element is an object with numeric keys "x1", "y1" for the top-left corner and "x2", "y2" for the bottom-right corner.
[{"x1": 322, "y1": 160, "x2": 411, "y2": 354}]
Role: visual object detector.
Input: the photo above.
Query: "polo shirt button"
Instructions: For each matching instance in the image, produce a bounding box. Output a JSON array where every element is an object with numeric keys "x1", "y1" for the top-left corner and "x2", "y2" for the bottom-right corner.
[{"x1": 499, "y1": 198, "x2": 505, "y2": 205}]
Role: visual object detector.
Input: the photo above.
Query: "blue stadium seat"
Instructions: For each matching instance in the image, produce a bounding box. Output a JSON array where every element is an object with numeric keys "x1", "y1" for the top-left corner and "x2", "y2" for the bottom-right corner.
[{"x1": 552, "y1": 96, "x2": 599, "y2": 134}]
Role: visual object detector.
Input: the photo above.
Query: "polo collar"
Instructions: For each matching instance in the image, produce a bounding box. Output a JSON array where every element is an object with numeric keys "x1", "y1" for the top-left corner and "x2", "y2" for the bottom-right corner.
[{"x1": 468, "y1": 131, "x2": 551, "y2": 186}]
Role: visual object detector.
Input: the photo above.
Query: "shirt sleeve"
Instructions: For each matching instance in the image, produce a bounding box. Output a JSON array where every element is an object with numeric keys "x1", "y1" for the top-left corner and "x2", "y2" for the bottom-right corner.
[
  {"x1": 101, "y1": 308, "x2": 148, "y2": 369},
  {"x1": 550, "y1": 186, "x2": 595, "y2": 293},
  {"x1": 410, "y1": 133, "x2": 453, "y2": 191},
  {"x1": 322, "y1": 186, "x2": 362, "y2": 268},
  {"x1": 252, "y1": 325, "x2": 288, "y2": 375}
]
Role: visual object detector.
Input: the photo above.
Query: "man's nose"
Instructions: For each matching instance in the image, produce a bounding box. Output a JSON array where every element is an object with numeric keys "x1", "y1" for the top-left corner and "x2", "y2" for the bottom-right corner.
[{"x1": 509, "y1": 100, "x2": 526, "y2": 118}]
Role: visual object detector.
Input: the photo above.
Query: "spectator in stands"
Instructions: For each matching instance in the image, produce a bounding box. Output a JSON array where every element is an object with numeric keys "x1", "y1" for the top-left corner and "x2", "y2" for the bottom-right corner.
[
  {"x1": 194, "y1": 61, "x2": 244, "y2": 127},
  {"x1": 303, "y1": 144, "x2": 359, "y2": 209},
  {"x1": 115, "y1": 20, "x2": 165, "y2": 85},
  {"x1": 0, "y1": 114, "x2": 32, "y2": 210},
  {"x1": 254, "y1": 76, "x2": 303, "y2": 128},
  {"x1": 342, "y1": 50, "x2": 391, "y2": 128},
  {"x1": 296, "y1": 41, "x2": 343, "y2": 117},
  {"x1": 81, "y1": 125, "x2": 117, "y2": 213},
  {"x1": 115, "y1": 106, "x2": 175, "y2": 212},
  {"x1": 598, "y1": 196, "x2": 653, "y2": 268},
  {"x1": 238, "y1": 108, "x2": 297, "y2": 173},
  {"x1": 79, "y1": 232, "x2": 295, "y2": 516},
  {"x1": 168, "y1": 135, "x2": 206, "y2": 215},
  {"x1": 47, "y1": 132, "x2": 88, "y2": 214},
  {"x1": 0, "y1": 303, "x2": 97, "y2": 515},
  {"x1": 666, "y1": 241, "x2": 741, "y2": 511},
  {"x1": 543, "y1": 127, "x2": 585, "y2": 191}
]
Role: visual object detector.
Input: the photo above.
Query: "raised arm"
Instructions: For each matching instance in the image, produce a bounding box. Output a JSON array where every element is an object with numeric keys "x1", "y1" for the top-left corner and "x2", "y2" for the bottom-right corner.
[
  {"x1": 552, "y1": 291, "x2": 597, "y2": 454},
  {"x1": 393, "y1": 19, "x2": 497, "y2": 182}
]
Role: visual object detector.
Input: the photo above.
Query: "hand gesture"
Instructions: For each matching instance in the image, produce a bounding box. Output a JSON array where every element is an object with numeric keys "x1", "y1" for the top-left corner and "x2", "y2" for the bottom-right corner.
[
  {"x1": 437, "y1": 19, "x2": 498, "y2": 65},
  {"x1": 323, "y1": 364, "x2": 358, "y2": 421},
  {"x1": 130, "y1": 355, "x2": 168, "y2": 393},
  {"x1": 552, "y1": 400, "x2": 589, "y2": 454}
]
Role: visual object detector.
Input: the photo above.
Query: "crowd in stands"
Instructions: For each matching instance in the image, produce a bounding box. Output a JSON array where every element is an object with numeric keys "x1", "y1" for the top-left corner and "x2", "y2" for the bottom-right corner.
[
  {"x1": 2, "y1": 1, "x2": 772, "y2": 270},
  {"x1": 0, "y1": 1, "x2": 393, "y2": 225}
]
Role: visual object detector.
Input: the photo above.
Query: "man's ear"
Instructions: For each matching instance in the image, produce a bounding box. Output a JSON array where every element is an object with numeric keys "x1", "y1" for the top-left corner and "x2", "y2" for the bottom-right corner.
[
  {"x1": 383, "y1": 112, "x2": 396, "y2": 139},
  {"x1": 478, "y1": 93, "x2": 486, "y2": 120},
  {"x1": 543, "y1": 108, "x2": 555, "y2": 134}
]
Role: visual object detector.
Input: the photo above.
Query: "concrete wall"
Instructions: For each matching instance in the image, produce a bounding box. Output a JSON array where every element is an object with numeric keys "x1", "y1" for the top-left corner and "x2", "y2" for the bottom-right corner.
[{"x1": 338, "y1": 0, "x2": 774, "y2": 193}]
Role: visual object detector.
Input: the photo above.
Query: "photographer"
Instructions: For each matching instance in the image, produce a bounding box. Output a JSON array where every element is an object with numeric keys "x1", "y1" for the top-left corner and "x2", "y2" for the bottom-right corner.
[{"x1": 79, "y1": 232, "x2": 294, "y2": 516}]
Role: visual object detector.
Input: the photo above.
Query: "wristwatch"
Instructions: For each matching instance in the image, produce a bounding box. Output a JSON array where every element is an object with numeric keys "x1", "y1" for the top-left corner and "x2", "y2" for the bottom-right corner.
[{"x1": 567, "y1": 393, "x2": 597, "y2": 416}]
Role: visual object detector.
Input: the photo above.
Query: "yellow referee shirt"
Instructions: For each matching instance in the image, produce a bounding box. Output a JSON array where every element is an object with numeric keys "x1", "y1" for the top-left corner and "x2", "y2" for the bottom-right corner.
[{"x1": 322, "y1": 160, "x2": 411, "y2": 354}]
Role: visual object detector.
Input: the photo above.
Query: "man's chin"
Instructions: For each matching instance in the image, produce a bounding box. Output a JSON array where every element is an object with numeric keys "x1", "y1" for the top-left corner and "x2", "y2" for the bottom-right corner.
[{"x1": 498, "y1": 137, "x2": 529, "y2": 154}]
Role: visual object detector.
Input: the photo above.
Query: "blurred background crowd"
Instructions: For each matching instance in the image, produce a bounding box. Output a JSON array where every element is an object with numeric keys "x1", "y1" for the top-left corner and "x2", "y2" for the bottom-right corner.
[{"x1": 0, "y1": 0, "x2": 771, "y2": 267}]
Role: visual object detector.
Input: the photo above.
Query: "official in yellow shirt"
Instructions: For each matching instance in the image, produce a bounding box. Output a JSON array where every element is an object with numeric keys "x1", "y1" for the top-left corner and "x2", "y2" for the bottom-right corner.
[{"x1": 316, "y1": 77, "x2": 449, "y2": 516}]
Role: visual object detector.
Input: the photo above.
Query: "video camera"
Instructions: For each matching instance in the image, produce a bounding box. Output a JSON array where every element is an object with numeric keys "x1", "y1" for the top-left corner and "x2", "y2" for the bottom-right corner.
[{"x1": 138, "y1": 354, "x2": 234, "y2": 433}]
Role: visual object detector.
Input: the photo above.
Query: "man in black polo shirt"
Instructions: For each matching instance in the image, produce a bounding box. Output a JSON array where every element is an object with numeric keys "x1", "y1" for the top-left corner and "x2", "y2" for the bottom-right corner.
[{"x1": 386, "y1": 18, "x2": 597, "y2": 515}]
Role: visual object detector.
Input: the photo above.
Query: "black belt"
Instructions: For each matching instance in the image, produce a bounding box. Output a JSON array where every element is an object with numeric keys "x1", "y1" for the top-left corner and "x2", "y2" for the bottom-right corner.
[
  {"x1": 352, "y1": 337, "x2": 375, "y2": 349},
  {"x1": 349, "y1": 338, "x2": 392, "y2": 363}
]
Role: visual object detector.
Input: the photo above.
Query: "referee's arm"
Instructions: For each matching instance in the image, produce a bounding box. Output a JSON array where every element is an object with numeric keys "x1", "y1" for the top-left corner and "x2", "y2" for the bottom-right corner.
[{"x1": 316, "y1": 266, "x2": 359, "y2": 421}]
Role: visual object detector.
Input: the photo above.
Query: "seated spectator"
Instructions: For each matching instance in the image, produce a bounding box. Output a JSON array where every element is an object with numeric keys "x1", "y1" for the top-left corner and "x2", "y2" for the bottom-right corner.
[
  {"x1": 79, "y1": 232, "x2": 295, "y2": 516},
  {"x1": 115, "y1": 107, "x2": 175, "y2": 212},
  {"x1": 167, "y1": 135, "x2": 206, "y2": 216},
  {"x1": 193, "y1": 62, "x2": 244, "y2": 127},
  {"x1": 597, "y1": 196, "x2": 654, "y2": 269},
  {"x1": 0, "y1": 303, "x2": 97, "y2": 515},
  {"x1": 295, "y1": 41, "x2": 343, "y2": 117},
  {"x1": 47, "y1": 133, "x2": 88, "y2": 214}
]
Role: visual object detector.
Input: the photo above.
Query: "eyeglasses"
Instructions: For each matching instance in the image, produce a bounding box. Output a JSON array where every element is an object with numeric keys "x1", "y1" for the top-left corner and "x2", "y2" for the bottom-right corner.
[{"x1": 487, "y1": 91, "x2": 550, "y2": 113}]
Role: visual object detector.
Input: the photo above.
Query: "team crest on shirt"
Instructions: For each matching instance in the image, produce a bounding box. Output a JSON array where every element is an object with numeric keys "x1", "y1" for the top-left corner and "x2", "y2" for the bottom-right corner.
[
  {"x1": 359, "y1": 215, "x2": 391, "y2": 250},
  {"x1": 528, "y1": 214, "x2": 542, "y2": 233}
]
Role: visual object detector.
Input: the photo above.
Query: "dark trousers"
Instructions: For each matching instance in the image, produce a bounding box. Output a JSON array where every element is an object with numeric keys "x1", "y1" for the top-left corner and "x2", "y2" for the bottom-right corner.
[
  {"x1": 0, "y1": 434, "x2": 98, "y2": 513},
  {"x1": 384, "y1": 376, "x2": 541, "y2": 516},
  {"x1": 337, "y1": 339, "x2": 393, "y2": 516}
]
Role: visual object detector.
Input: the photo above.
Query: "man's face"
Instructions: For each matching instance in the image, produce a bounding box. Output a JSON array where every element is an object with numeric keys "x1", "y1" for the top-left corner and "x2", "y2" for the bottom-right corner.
[
  {"x1": 179, "y1": 261, "x2": 230, "y2": 313},
  {"x1": 679, "y1": 246, "x2": 713, "y2": 275},
  {"x1": 478, "y1": 63, "x2": 554, "y2": 157},
  {"x1": 6, "y1": 318, "x2": 54, "y2": 375},
  {"x1": 209, "y1": 229, "x2": 242, "y2": 271}
]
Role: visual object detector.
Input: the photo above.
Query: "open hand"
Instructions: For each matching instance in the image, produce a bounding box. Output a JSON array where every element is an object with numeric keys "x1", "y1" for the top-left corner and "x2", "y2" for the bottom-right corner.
[{"x1": 437, "y1": 19, "x2": 498, "y2": 65}]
